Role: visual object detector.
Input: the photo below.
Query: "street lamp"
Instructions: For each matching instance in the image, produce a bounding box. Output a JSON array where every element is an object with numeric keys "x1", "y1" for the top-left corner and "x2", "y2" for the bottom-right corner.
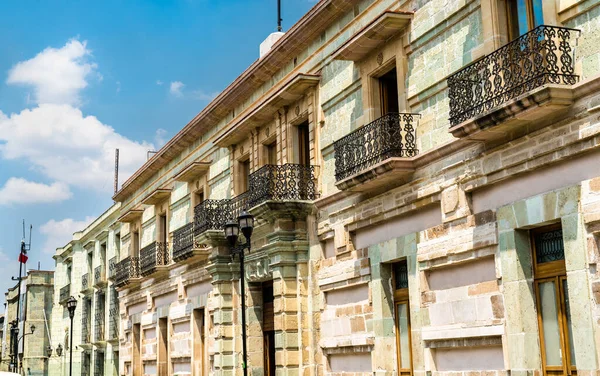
[
  {"x1": 56, "y1": 344, "x2": 63, "y2": 357},
  {"x1": 223, "y1": 210, "x2": 254, "y2": 376},
  {"x1": 9, "y1": 320, "x2": 18, "y2": 372},
  {"x1": 17, "y1": 324, "x2": 35, "y2": 373},
  {"x1": 46, "y1": 345, "x2": 53, "y2": 358},
  {"x1": 66, "y1": 296, "x2": 77, "y2": 376}
]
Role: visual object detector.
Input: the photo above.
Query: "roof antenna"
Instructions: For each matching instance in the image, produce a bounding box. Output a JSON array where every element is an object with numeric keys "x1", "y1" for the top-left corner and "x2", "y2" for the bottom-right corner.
[
  {"x1": 277, "y1": 0, "x2": 282, "y2": 32},
  {"x1": 114, "y1": 148, "x2": 119, "y2": 195}
]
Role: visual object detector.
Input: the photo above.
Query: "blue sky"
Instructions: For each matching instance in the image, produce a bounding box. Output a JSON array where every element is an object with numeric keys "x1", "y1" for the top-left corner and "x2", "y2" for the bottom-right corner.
[{"x1": 0, "y1": 0, "x2": 314, "y2": 296}]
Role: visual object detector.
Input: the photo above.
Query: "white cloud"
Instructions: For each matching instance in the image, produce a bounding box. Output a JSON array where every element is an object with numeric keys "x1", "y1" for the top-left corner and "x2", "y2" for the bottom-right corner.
[
  {"x1": 39, "y1": 217, "x2": 95, "y2": 253},
  {"x1": 191, "y1": 89, "x2": 218, "y2": 101},
  {"x1": 154, "y1": 128, "x2": 168, "y2": 148},
  {"x1": 0, "y1": 178, "x2": 71, "y2": 205},
  {"x1": 169, "y1": 81, "x2": 185, "y2": 97},
  {"x1": 7, "y1": 39, "x2": 97, "y2": 106},
  {"x1": 0, "y1": 104, "x2": 153, "y2": 191},
  {"x1": 156, "y1": 80, "x2": 163, "y2": 86}
]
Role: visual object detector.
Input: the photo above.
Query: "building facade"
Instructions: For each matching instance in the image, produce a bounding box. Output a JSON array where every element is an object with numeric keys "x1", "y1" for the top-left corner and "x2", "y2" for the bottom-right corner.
[
  {"x1": 50, "y1": 204, "x2": 121, "y2": 376},
  {"x1": 0, "y1": 270, "x2": 54, "y2": 375},
  {"x1": 109, "y1": 0, "x2": 600, "y2": 375}
]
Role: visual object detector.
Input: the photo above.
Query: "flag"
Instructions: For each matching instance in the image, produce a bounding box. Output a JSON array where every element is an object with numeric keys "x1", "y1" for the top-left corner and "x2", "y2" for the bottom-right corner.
[{"x1": 18, "y1": 252, "x2": 28, "y2": 263}]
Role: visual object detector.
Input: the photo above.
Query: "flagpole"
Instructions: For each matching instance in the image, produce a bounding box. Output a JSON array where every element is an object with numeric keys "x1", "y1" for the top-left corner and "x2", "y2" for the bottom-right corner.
[{"x1": 12, "y1": 240, "x2": 25, "y2": 372}]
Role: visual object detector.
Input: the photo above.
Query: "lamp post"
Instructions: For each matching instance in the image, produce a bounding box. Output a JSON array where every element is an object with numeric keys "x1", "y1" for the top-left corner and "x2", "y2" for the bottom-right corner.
[
  {"x1": 9, "y1": 320, "x2": 19, "y2": 372},
  {"x1": 17, "y1": 324, "x2": 35, "y2": 374},
  {"x1": 224, "y1": 210, "x2": 254, "y2": 376},
  {"x1": 66, "y1": 296, "x2": 77, "y2": 376}
]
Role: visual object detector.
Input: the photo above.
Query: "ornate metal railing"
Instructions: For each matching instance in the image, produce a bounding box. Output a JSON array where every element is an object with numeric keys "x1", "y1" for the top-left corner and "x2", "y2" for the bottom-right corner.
[
  {"x1": 448, "y1": 25, "x2": 580, "y2": 126},
  {"x1": 94, "y1": 351, "x2": 104, "y2": 376},
  {"x1": 229, "y1": 190, "x2": 250, "y2": 222},
  {"x1": 94, "y1": 265, "x2": 106, "y2": 286},
  {"x1": 114, "y1": 256, "x2": 140, "y2": 288},
  {"x1": 94, "y1": 293, "x2": 105, "y2": 342},
  {"x1": 82, "y1": 273, "x2": 89, "y2": 291},
  {"x1": 333, "y1": 113, "x2": 419, "y2": 181},
  {"x1": 140, "y1": 241, "x2": 169, "y2": 277},
  {"x1": 108, "y1": 288, "x2": 119, "y2": 340},
  {"x1": 249, "y1": 163, "x2": 317, "y2": 206},
  {"x1": 172, "y1": 223, "x2": 195, "y2": 262},
  {"x1": 81, "y1": 299, "x2": 90, "y2": 344},
  {"x1": 108, "y1": 257, "x2": 117, "y2": 280},
  {"x1": 59, "y1": 284, "x2": 70, "y2": 303},
  {"x1": 194, "y1": 199, "x2": 231, "y2": 236}
]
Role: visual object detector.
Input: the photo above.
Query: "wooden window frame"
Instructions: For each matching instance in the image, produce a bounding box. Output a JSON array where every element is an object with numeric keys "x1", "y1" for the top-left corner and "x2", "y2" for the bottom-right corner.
[
  {"x1": 392, "y1": 261, "x2": 413, "y2": 376},
  {"x1": 531, "y1": 224, "x2": 576, "y2": 376}
]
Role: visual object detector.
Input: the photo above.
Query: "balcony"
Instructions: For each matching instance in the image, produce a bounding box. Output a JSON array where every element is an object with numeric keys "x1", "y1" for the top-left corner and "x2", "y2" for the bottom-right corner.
[
  {"x1": 172, "y1": 223, "x2": 195, "y2": 262},
  {"x1": 94, "y1": 306, "x2": 105, "y2": 343},
  {"x1": 140, "y1": 241, "x2": 169, "y2": 277},
  {"x1": 107, "y1": 257, "x2": 117, "y2": 281},
  {"x1": 194, "y1": 199, "x2": 231, "y2": 237},
  {"x1": 81, "y1": 273, "x2": 90, "y2": 292},
  {"x1": 94, "y1": 265, "x2": 107, "y2": 288},
  {"x1": 108, "y1": 303, "x2": 119, "y2": 342},
  {"x1": 333, "y1": 113, "x2": 419, "y2": 191},
  {"x1": 59, "y1": 284, "x2": 70, "y2": 304},
  {"x1": 448, "y1": 25, "x2": 580, "y2": 141},
  {"x1": 248, "y1": 163, "x2": 317, "y2": 207},
  {"x1": 114, "y1": 256, "x2": 140, "y2": 288}
]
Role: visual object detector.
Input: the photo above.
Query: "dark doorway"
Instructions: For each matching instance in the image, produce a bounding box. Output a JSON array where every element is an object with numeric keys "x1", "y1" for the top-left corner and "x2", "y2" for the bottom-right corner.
[
  {"x1": 379, "y1": 67, "x2": 399, "y2": 115},
  {"x1": 262, "y1": 282, "x2": 276, "y2": 376},
  {"x1": 297, "y1": 122, "x2": 310, "y2": 166}
]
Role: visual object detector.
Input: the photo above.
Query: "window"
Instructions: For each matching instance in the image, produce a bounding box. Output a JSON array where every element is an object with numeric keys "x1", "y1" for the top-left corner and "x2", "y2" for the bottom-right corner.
[
  {"x1": 158, "y1": 214, "x2": 167, "y2": 244},
  {"x1": 262, "y1": 282, "x2": 276, "y2": 376},
  {"x1": 379, "y1": 67, "x2": 399, "y2": 115},
  {"x1": 505, "y1": 0, "x2": 544, "y2": 40},
  {"x1": 192, "y1": 309, "x2": 205, "y2": 376},
  {"x1": 531, "y1": 225, "x2": 576, "y2": 376},
  {"x1": 297, "y1": 122, "x2": 310, "y2": 166},
  {"x1": 392, "y1": 260, "x2": 412, "y2": 376},
  {"x1": 132, "y1": 231, "x2": 140, "y2": 257},
  {"x1": 266, "y1": 142, "x2": 277, "y2": 165},
  {"x1": 238, "y1": 159, "x2": 251, "y2": 193}
]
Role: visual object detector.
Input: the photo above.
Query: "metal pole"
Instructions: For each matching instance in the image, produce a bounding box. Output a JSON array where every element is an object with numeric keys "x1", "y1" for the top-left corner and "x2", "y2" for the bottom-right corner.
[
  {"x1": 13, "y1": 256, "x2": 23, "y2": 372},
  {"x1": 277, "y1": 0, "x2": 282, "y2": 31},
  {"x1": 69, "y1": 315, "x2": 74, "y2": 376},
  {"x1": 240, "y1": 244, "x2": 248, "y2": 376}
]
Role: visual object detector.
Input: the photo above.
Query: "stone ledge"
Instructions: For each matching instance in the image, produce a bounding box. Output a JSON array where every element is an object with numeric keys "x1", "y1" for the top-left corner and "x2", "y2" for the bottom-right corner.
[
  {"x1": 320, "y1": 333, "x2": 374, "y2": 353},
  {"x1": 449, "y1": 85, "x2": 574, "y2": 142},
  {"x1": 421, "y1": 324, "x2": 504, "y2": 342}
]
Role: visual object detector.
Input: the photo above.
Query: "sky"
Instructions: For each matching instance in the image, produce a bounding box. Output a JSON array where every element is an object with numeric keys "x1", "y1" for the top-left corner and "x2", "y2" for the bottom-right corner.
[{"x1": 0, "y1": 0, "x2": 315, "y2": 298}]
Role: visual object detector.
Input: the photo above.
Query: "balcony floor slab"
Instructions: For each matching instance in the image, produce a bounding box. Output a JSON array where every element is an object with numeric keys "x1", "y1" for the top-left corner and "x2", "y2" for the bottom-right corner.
[{"x1": 449, "y1": 85, "x2": 575, "y2": 143}]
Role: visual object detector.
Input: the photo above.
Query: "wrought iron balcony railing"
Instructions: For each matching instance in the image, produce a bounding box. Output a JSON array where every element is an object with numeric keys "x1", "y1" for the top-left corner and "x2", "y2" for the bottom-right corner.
[
  {"x1": 81, "y1": 301, "x2": 90, "y2": 344},
  {"x1": 448, "y1": 25, "x2": 580, "y2": 127},
  {"x1": 172, "y1": 223, "x2": 195, "y2": 262},
  {"x1": 109, "y1": 303, "x2": 119, "y2": 340},
  {"x1": 333, "y1": 113, "x2": 419, "y2": 181},
  {"x1": 82, "y1": 273, "x2": 89, "y2": 291},
  {"x1": 59, "y1": 284, "x2": 70, "y2": 303},
  {"x1": 94, "y1": 316, "x2": 105, "y2": 342},
  {"x1": 190, "y1": 164, "x2": 318, "y2": 241},
  {"x1": 140, "y1": 241, "x2": 169, "y2": 277},
  {"x1": 194, "y1": 199, "x2": 231, "y2": 236},
  {"x1": 108, "y1": 256, "x2": 117, "y2": 280},
  {"x1": 114, "y1": 256, "x2": 140, "y2": 288},
  {"x1": 249, "y1": 163, "x2": 317, "y2": 206},
  {"x1": 94, "y1": 265, "x2": 106, "y2": 287}
]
